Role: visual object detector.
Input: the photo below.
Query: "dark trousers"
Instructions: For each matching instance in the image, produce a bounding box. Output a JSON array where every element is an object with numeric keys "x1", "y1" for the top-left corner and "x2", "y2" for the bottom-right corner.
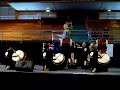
[
  {"x1": 90, "y1": 58, "x2": 109, "y2": 72},
  {"x1": 5, "y1": 58, "x2": 15, "y2": 69}
]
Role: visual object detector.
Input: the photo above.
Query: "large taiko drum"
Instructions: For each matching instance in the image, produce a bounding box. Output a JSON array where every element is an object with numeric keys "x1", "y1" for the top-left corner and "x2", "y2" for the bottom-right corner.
[
  {"x1": 12, "y1": 50, "x2": 25, "y2": 61},
  {"x1": 52, "y1": 53, "x2": 65, "y2": 65}
]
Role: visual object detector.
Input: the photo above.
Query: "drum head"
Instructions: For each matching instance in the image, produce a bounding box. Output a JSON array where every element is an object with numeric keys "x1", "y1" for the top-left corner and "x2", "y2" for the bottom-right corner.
[
  {"x1": 52, "y1": 53, "x2": 65, "y2": 65},
  {"x1": 12, "y1": 50, "x2": 25, "y2": 61},
  {"x1": 98, "y1": 54, "x2": 110, "y2": 64}
]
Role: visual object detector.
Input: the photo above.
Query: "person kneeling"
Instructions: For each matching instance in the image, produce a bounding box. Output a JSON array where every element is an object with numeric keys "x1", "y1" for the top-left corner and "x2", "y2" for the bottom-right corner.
[
  {"x1": 5, "y1": 47, "x2": 16, "y2": 70},
  {"x1": 91, "y1": 52, "x2": 110, "y2": 73}
]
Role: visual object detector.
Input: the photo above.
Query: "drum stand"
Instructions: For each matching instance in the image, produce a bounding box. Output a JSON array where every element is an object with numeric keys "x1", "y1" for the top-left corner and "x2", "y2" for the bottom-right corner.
[{"x1": 43, "y1": 65, "x2": 47, "y2": 71}]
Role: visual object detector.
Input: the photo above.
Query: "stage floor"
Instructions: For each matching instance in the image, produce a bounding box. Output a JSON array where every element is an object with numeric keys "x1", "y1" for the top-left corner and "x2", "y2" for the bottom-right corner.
[{"x1": 0, "y1": 64, "x2": 120, "y2": 76}]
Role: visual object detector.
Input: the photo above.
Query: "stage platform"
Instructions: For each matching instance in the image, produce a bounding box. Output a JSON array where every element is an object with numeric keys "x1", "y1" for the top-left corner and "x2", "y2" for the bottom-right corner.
[
  {"x1": 0, "y1": 65, "x2": 120, "y2": 80},
  {"x1": 0, "y1": 64, "x2": 120, "y2": 89}
]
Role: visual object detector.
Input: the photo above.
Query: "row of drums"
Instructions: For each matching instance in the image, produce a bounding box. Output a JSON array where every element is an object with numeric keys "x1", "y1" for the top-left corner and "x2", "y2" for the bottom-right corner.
[
  {"x1": 42, "y1": 38, "x2": 110, "y2": 71},
  {"x1": 4, "y1": 38, "x2": 110, "y2": 72}
]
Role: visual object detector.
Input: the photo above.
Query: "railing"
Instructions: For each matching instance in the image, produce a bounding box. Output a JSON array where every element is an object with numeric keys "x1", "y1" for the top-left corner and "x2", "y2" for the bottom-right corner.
[{"x1": 0, "y1": 30, "x2": 120, "y2": 43}]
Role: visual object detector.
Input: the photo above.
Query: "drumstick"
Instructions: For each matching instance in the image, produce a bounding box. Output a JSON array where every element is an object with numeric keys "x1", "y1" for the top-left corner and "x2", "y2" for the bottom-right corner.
[
  {"x1": 12, "y1": 51, "x2": 23, "y2": 60},
  {"x1": 53, "y1": 53, "x2": 62, "y2": 60},
  {"x1": 98, "y1": 52, "x2": 106, "y2": 59}
]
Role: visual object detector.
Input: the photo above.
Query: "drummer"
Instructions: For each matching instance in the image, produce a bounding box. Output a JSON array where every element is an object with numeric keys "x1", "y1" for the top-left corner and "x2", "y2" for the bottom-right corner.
[
  {"x1": 89, "y1": 41, "x2": 110, "y2": 73},
  {"x1": 5, "y1": 46, "x2": 16, "y2": 70}
]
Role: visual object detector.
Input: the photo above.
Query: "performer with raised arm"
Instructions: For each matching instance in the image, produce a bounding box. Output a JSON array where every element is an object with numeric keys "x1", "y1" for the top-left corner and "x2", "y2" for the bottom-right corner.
[
  {"x1": 63, "y1": 21, "x2": 70, "y2": 38},
  {"x1": 90, "y1": 38, "x2": 110, "y2": 73},
  {"x1": 5, "y1": 46, "x2": 16, "y2": 70}
]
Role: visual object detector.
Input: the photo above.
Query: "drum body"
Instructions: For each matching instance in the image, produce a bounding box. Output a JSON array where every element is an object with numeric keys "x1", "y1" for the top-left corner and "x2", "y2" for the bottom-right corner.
[
  {"x1": 12, "y1": 50, "x2": 25, "y2": 61},
  {"x1": 61, "y1": 37, "x2": 72, "y2": 46},
  {"x1": 52, "y1": 53, "x2": 65, "y2": 65},
  {"x1": 48, "y1": 53, "x2": 66, "y2": 70},
  {"x1": 98, "y1": 54, "x2": 110, "y2": 64},
  {"x1": 97, "y1": 38, "x2": 107, "y2": 50},
  {"x1": 97, "y1": 53, "x2": 110, "y2": 72}
]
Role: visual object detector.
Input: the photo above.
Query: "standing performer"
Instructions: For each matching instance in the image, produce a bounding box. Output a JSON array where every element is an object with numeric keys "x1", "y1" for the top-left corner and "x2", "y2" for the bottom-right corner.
[
  {"x1": 89, "y1": 43, "x2": 98, "y2": 72},
  {"x1": 61, "y1": 38, "x2": 72, "y2": 68},
  {"x1": 63, "y1": 21, "x2": 73, "y2": 38},
  {"x1": 103, "y1": 27, "x2": 109, "y2": 40},
  {"x1": 81, "y1": 42, "x2": 89, "y2": 69},
  {"x1": 42, "y1": 42, "x2": 53, "y2": 71}
]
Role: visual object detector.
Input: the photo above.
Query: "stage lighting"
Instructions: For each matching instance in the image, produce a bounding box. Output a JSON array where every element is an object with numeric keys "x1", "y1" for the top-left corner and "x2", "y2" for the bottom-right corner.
[
  {"x1": 46, "y1": 8, "x2": 50, "y2": 12},
  {"x1": 107, "y1": 9, "x2": 111, "y2": 12}
]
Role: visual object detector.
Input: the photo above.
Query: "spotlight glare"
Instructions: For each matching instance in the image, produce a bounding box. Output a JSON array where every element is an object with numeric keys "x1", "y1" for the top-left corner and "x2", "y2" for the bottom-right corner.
[
  {"x1": 107, "y1": 9, "x2": 111, "y2": 12},
  {"x1": 46, "y1": 9, "x2": 50, "y2": 12}
]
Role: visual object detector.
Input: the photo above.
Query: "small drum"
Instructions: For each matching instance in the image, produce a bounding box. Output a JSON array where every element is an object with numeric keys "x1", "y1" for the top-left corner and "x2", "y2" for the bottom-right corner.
[
  {"x1": 97, "y1": 38, "x2": 106, "y2": 44},
  {"x1": 52, "y1": 53, "x2": 65, "y2": 65},
  {"x1": 60, "y1": 37, "x2": 72, "y2": 46},
  {"x1": 12, "y1": 50, "x2": 25, "y2": 61},
  {"x1": 98, "y1": 54, "x2": 110, "y2": 64},
  {"x1": 96, "y1": 38, "x2": 108, "y2": 50}
]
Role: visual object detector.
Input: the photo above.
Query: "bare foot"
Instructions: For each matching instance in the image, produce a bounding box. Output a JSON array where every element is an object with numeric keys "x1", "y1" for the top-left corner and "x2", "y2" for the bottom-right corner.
[
  {"x1": 91, "y1": 68, "x2": 96, "y2": 73},
  {"x1": 5, "y1": 65, "x2": 10, "y2": 70}
]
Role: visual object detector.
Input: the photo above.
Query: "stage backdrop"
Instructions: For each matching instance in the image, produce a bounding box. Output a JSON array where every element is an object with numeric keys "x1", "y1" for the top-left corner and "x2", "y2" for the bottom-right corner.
[{"x1": 107, "y1": 44, "x2": 114, "y2": 57}]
